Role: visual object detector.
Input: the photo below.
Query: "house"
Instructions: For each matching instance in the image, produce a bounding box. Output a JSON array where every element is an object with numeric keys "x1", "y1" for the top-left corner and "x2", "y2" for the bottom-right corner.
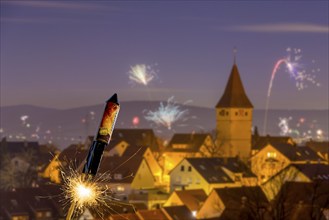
[
  {"x1": 41, "y1": 143, "x2": 87, "y2": 183},
  {"x1": 109, "y1": 206, "x2": 196, "y2": 220},
  {"x1": 0, "y1": 191, "x2": 30, "y2": 220},
  {"x1": 162, "y1": 205, "x2": 196, "y2": 220},
  {"x1": 164, "y1": 189, "x2": 207, "y2": 216},
  {"x1": 43, "y1": 130, "x2": 163, "y2": 185},
  {"x1": 0, "y1": 138, "x2": 58, "y2": 189},
  {"x1": 269, "y1": 181, "x2": 329, "y2": 220},
  {"x1": 95, "y1": 147, "x2": 154, "y2": 196},
  {"x1": 306, "y1": 140, "x2": 329, "y2": 163},
  {"x1": 128, "y1": 189, "x2": 169, "y2": 210},
  {"x1": 83, "y1": 130, "x2": 163, "y2": 184},
  {"x1": 251, "y1": 133, "x2": 295, "y2": 155},
  {"x1": 169, "y1": 157, "x2": 256, "y2": 194},
  {"x1": 261, "y1": 163, "x2": 329, "y2": 200},
  {"x1": 136, "y1": 209, "x2": 169, "y2": 220},
  {"x1": 109, "y1": 213, "x2": 140, "y2": 220},
  {"x1": 251, "y1": 142, "x2": 325, "y2": 182},
  {"x1": 163, "y1": 133, "x2": 213, "y2": 173},
  {"x1": 197, "y1": 186, "x2": 268, "y2": 219},
  {"x1": 0, "y1": 185, "x2": 64, "y2": 220},
  {"x1": 85, "y1": 129, "x2": 160, "y2": 154}
]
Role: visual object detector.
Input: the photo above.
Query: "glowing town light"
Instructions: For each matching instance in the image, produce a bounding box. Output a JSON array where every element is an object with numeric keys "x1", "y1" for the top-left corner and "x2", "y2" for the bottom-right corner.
[
  {"x1": 128, "y1": 64, "x2": 156, "y2": 86},
  {"x1": 317, "y1": 129, "x2": 323, "y2": 136}
]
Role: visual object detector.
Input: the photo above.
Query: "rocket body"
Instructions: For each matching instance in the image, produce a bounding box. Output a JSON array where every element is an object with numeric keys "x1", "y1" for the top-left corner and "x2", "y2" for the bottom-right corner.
[{"x1": 82, "y1": 93, "x2": 120, "y2": 176}]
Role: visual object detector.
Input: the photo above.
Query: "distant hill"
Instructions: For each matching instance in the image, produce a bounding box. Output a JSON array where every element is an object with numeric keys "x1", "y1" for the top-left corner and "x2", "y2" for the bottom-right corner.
[{"x1": 1, "y1": 102, "x2": 328, "y2": 149}]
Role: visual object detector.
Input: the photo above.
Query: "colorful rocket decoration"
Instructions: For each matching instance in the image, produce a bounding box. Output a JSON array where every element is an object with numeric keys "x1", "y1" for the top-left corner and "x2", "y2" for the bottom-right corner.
[{"x1": 82, "y1": 93, "x2": 120, "y2": 176}]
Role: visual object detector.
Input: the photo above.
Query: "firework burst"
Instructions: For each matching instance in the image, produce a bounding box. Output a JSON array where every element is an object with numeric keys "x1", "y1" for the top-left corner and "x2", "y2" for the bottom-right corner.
[
  {"x1": 144, "y1": 96, "x2": 189, "y2": 130},
  {"x1": 263, "y1": 48, "x2": 320, "y2": 134},
  {"x1": 128, "y1": 64, "x2": 157, "y2": 86},
  {"x1": 277, "y1": 116, "x2": 327, "y2": 143}
]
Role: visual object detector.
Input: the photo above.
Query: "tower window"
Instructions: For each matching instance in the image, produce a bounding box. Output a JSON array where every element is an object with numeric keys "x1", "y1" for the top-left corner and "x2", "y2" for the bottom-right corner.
[
  {"x1": 235, "y1": 112, "x2": 238, "y2": 116},
  {"x1": 226, "y1": 112, "x2": 229, "y2": 116},
  {"x1": 245, "y1": 112, "x2": 248, "y2": 116},
  {"x1": 181, "y1": 165, "x2": 185, "y2": 171}
]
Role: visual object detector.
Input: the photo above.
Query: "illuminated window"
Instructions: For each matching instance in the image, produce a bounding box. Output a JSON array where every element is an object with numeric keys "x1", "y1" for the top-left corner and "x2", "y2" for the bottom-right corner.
[
  {"x1": 117, "y1": 186, "x2": 125, "y2": 191},
  {"x1": 45, "y1": 212, "x2": 51, "y2": 217},
  {"x1": 267, "y1": 152, "x2": 277, "y2": 158}
]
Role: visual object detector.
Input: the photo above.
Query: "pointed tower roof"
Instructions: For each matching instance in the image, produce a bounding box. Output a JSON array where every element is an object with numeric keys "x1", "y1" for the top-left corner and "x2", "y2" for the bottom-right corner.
[{"x1": 216, "y1": 64, "x2": 253, "y2": 108}]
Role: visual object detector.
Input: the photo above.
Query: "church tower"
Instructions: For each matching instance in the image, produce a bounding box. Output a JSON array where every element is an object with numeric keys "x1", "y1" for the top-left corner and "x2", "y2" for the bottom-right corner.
[{"x1": 216, "y1": 63, "x2": 253, "y2": 160}]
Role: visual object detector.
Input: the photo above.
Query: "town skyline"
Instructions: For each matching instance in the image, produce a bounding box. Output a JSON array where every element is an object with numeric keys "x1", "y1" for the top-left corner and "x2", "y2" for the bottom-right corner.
[{"x1": 1, "y1": 1, "x2": 328, "y2": 110}]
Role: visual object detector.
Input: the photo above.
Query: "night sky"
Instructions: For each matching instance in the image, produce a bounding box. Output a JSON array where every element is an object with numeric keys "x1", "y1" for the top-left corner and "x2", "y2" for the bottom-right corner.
[{"x1": 1, "y1": 1, "x2": 328, "y2": 110}]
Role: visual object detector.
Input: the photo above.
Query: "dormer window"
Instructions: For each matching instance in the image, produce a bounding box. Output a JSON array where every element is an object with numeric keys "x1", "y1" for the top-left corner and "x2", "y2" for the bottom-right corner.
[{"x1": 114, "y1": 173, "x2": 122, "y2": 180}]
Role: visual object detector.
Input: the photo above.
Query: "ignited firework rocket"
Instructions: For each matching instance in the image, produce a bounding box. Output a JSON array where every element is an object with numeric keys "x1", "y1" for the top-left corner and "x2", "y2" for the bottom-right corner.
[{"x1": 82, "y1": 93, "x2": 120, "y2": 176}]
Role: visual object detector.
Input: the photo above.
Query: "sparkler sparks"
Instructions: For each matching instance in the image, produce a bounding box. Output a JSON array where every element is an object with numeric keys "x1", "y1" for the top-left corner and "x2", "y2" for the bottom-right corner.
[
  {"x1": 68, "y1": 176, "x2": 98, "y2": 207},
  {"x1": 128, "y1": 64, "x2": 157, "y2": 86},
  {"x1": 144, "y1": 96, "x2": 189, "y2": 130},
  {"x1": 61, "y1": 167, "x2": 113, "y2": 219},
  {"x1": 263, "y1": 48, "x2": 320, "y2": 134}
]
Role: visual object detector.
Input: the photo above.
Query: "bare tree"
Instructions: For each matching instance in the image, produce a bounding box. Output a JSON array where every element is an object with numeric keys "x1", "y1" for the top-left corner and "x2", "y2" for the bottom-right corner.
[
  {"x1": 199, "y1": 129, "x2": 225, "y2": 157},
  {"x1": 0, "y1": 148, "x2": 38, "y2": 190}
]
